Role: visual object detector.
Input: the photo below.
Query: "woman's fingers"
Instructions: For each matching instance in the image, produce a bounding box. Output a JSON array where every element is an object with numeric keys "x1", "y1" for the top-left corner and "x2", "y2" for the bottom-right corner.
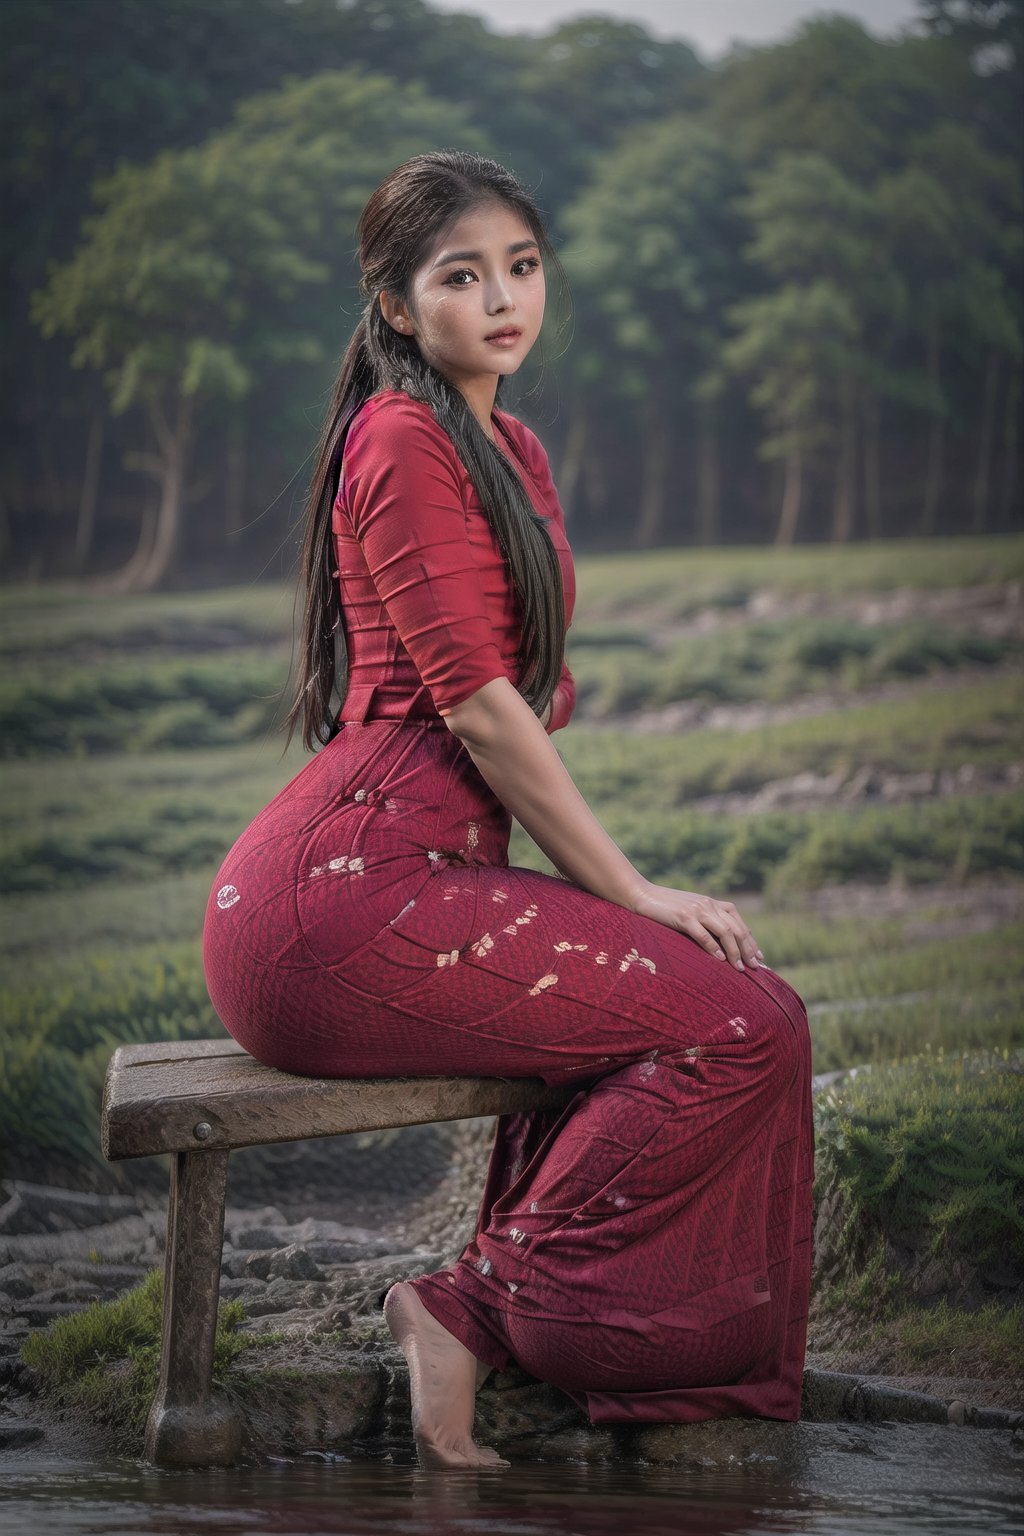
[
  {"x1": 693, "y1": 900, "x2": 760, "y2": 970},
  {"x1": 633, "y1": 883, "x2": 763, "y2": 969},
  {"x1": 701, "y1": 904, "x2": 744, "y2": 968},
  {"x1": 679, "y1": 914, "x2": 726, "y2": 962}
]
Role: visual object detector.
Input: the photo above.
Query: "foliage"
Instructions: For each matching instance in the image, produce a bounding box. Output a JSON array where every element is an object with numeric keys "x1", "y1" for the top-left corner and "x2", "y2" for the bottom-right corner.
[
  {"x1": 2, "y1": 2, "x2": 1020, "y2": 576},
  {"x1": 20, "y1": 1269, "x2": 250, "y2": 1448},
  {"x1": 0, "y1": 943, "x2": 222, "y2": 1182},
  {"x1": 814, "y1": 1052, "x2": 1024, "y2": 1288}
]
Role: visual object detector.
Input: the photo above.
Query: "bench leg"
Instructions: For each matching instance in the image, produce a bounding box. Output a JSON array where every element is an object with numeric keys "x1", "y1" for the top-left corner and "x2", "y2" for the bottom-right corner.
[{"x1": 144, "y1": 1148, "x2": 243, "y2": 1467}]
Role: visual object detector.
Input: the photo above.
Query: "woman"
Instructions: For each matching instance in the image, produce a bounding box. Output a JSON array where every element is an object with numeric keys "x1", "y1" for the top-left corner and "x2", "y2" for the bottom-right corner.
[{"x1": 203, "y1": 151, "x2": 813, "y2": 1470}]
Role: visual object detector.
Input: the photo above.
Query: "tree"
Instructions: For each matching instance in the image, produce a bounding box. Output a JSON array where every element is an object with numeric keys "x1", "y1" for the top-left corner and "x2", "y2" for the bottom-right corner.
[
  {"x1": 724, "y1": 153, "x2": 881, "y2": 543},
  {"x1": 30, "y1": 69, "x2": 481, "y2": 589},
  {"x1": 877, "y1": 121, "x2": 1021, "y2": 531},
  {"x1": 562, "y1": 117, "x2": 746, "y2": 546}
]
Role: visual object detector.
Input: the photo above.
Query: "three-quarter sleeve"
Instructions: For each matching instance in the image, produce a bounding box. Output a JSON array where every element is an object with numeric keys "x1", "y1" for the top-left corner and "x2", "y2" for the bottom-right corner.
[{"x1": 341, "y1": 397, "x2": 511, "y2": 715}]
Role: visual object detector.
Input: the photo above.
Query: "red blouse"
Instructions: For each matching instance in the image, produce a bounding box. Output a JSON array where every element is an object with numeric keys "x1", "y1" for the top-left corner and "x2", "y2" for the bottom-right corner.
[{"x1": 332, "y1": 390, "x2": 576, "y2": 732}]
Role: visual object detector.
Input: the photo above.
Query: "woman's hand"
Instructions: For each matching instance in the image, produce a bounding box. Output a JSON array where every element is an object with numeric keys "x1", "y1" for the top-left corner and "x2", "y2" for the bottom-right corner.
[
  {"x1": 629, "y1": 881, "x2": 764, "y2": 971},
  {"x1": 449, "y1": 682, "x2": 767, "y2": 966}
]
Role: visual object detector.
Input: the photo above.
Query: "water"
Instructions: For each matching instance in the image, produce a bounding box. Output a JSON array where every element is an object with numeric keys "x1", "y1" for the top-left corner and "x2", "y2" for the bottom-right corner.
[{"x1": 1, "y1": 1438, "x2": 1021, "y2": 1536}]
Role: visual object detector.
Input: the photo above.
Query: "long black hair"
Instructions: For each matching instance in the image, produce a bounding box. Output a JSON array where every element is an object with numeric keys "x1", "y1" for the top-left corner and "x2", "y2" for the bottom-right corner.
[{"x1": 286, "y1": 150, "x2": 570, "y2": 750}]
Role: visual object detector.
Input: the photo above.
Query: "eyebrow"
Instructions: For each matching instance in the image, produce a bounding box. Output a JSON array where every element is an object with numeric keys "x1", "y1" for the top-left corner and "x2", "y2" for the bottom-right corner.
[{"x1": 429, "y1": 238, "x2": 539, "y2": 271}]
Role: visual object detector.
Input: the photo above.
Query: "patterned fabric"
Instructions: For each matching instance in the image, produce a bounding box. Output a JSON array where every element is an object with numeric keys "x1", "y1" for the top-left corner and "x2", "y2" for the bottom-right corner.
[{"x1": 202, "y1": 391, "x2": 813, "y2": 1424}]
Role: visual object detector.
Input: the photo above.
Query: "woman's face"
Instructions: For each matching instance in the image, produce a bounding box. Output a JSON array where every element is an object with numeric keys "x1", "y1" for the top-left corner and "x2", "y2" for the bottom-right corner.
[{"x1": 384, "y1": 201, "x2": 546, "y2": 399}]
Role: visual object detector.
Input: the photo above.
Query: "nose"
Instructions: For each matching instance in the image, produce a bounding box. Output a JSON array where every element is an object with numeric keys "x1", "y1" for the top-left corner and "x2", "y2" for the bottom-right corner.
[{"x1": 486, "y1": 276, "x2": 514, "y2": 314}]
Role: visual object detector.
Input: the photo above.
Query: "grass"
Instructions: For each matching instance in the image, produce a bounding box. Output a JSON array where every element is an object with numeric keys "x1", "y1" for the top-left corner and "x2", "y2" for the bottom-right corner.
[
  {"x1": 573, "y1": 534, "x2": 1024, "y2": 620},
  {"x1": 810, "y1": 1051, "x2": 1024, "y2": 1384},
  {"x1": 20, "y1": 1270, "x2": 251, "y2": 1450},
  {"x1": 814, "y1": 1052, "x2": 1024, "y2": 1277},
  {"x1": 4, "y1": 538, "x2": 1023, "y2": 1421},
  {"x1": 560, "y1": 674, "x2": 1023, "y2": 797},
  {"x1": 4, "y1": 618, "x2": 1017, "y2": 759},
  {"x1": 569, "y1": 617, "x2": 1018, "y2": 717}
]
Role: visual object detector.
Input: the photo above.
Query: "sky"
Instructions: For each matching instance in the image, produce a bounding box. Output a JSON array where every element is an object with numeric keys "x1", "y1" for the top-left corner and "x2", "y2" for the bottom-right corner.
[{"x1": 428, "y1": 0, "x2": 923, "y2": 58}]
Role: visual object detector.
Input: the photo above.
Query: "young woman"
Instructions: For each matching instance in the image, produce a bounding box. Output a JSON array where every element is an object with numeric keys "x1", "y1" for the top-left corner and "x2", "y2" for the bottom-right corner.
[{"x1": 203, "y1": 151, "x2": 813, "y2": 1470}]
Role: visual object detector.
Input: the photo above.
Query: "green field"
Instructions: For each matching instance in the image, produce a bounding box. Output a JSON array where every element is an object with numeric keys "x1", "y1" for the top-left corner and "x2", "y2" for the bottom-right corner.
[{"x1": 2, "y1": 535, "x2": 1022, "y2": 1378}]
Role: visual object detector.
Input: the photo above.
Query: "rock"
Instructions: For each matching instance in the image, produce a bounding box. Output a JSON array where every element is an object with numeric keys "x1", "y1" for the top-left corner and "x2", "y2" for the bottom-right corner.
[
  {"x1": 231, "y1": 1347, "x2": 385, "y2": 1456},
  {"x1": 231, "y1": 1227, "x2": 290, "y2": 1251},
  {"x1": 0, "y1": 1418, "x2": 44, "y2": 1450},
  {"x1": 305, "y1": 1240, "x2": 392, "y2": 1265},
  {"x1": 53, "y1": 1261, "x2": 147, "y2": 1289},
  {"x1": 0, "y1": 1212, "x2": 164, "y2": 1268},
  {"x1": 221, "y1": 1252, "x2": 253, "y2": 1280},
  {"x1": 0, "y1": 1265, "x2": 36, "y2": 1301},
  {"x1": 242, "y1": 1252, "x2": 274, "y2": 1281},
  {"x1": 217, "y1": 1280, "x2": 260, "y2": 1306},
  {"x1": 11, "y1": 1301, "x2": 96, "y2": 1326},
  {"x1": 0, "y1": 1182, "x2": 142, "y2": 1235},
  {"x1": 310, "y1": 1305, "x2": 352, "y2": 1335},
  {"x1": 27, "y1": 1282, "x2": 104, "y2": 1305},
  {"x1": 238, "y1": 1278, "x2": 332, "y2": 1319},
  {"x1": 265, "y1": 1245, "x2": 323, "y2": 1283},
  {"x1": 0, "y1": 1355, "x2": 27, "y2": 1391}
]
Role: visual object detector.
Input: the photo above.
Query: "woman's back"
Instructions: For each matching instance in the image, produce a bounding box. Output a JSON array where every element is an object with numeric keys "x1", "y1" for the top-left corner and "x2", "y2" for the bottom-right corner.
[{"x1": 331, "y1": 391, "x2": 575, "y2": 728}]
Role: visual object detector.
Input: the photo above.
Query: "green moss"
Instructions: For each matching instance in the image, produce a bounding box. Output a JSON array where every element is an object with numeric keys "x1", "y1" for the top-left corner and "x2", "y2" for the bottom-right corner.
[{"x1": 20, "y1": 1270, "x2": 251, "y2": 1450}]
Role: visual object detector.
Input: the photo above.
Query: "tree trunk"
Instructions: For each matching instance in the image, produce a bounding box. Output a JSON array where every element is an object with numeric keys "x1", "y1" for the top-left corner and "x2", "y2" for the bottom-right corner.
[
  {"x1": 133, "y1": 394, "x2": 194, "y2": 590},
  {"x1": 634, "y1": 398, "x2": 670, "y2": 548},
  {"x1": 862, "y1": 390, "x2": 881, "y2": 541},
  {"x1": 831, "y1": 375, "x2": 857, "y2": 543},
  {"x1": 74, "y1": 405, "x2": 105, "y2": 570},
  {"x1": 695, "y1": 396, "x2": 720, "y2": 546},
  {"x1": 776, "y1": 448, "x2": 803, "y2": 545},
  {"x1": 107, "y1": 493, "x2": 159, "y2": 594},
  {"x1": 225, "y1": 411, "x2": 246, "y2": 541},
  {"x1": 922, "y1": 315, "x2": 944, "y2": 535},
  {"x1": 557, "y1": 398, "x2": 588, "y2": 522},
  {"x1": 972, "y1": 349, "x2": 999, "y2": 534},
  {"x1": 998, "y1": 370, "x2": 1020, "y2": 525}
]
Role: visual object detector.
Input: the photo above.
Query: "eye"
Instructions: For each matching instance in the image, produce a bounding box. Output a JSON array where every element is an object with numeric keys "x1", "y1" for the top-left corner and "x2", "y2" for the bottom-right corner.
[
  {"x1": 444, "y1": 268, "x2": 476, "y2": 286},
  {"x1": 512, "y1": 256, "x2": 541, "y2": 277}
]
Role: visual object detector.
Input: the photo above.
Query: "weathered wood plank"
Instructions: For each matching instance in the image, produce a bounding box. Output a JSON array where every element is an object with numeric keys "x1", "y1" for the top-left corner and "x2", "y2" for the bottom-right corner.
[
  {"x1": 112, "y1": 1038, "x2": 246, "y2": 1069},
  {"x1": 101, "y1": 1039, "x2": 575, "y2": 1159}
]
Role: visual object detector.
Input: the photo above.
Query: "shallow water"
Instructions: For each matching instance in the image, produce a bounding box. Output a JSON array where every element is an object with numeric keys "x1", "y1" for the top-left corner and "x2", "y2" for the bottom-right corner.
[{"x1": 1, "y1": 1442, "x2": 1021, "y2": 1536}]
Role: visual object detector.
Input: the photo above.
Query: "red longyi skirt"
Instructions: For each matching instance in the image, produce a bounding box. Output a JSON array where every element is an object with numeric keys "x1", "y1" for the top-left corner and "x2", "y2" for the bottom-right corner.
[{"x1": 203, "y1": 719, "x2": 814, "y2": 1424}]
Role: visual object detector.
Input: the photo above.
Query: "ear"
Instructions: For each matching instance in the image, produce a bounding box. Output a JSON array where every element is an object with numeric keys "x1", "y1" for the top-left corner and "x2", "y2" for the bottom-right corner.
[{"x1": 380, "y1": 290, "x2": 414, "y2": 337}]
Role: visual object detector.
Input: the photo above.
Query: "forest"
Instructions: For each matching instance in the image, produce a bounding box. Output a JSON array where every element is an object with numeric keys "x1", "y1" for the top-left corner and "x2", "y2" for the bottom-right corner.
[{"x1": 2, "y1": 0, "x2": 1021, "y2": 590}]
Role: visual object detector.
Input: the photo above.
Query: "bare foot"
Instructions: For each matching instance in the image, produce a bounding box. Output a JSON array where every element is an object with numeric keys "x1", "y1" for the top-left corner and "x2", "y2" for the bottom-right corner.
[{"x1": 383, "y1": 1282, "x2": 509, "y2": 1469}]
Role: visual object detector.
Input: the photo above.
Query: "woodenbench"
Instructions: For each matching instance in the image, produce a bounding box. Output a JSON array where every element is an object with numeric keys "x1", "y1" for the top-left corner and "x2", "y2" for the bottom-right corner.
[{"x1": 101, "y1": 1037, "x2": 574, "y2": 1468}]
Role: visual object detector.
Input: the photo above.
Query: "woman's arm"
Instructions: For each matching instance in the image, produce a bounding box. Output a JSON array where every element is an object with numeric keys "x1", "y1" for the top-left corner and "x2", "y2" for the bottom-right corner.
[{"x1": 444, "y1": 677, "x2": 763, "y2": 970}]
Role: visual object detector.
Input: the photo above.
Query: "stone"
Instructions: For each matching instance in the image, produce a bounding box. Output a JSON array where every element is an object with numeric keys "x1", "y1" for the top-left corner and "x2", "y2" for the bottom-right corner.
[
  {"x1": 230, "y1": 1227, "x2": 290, "y2": 1251},
  {"x1": 311, "y1": 1305, "x2": 352, "y2": 1335},
  {"x1": 27, "y1": 1282, "x2": 103, "y2": 1306},
  {"x1": 0, "y1": 1182, "x2": 142, "y2": 1235},
  {"x1": 265, "y1": 1245, "x2": 323, "y2": 1283},
  {"x1": 305, "y1": 1240, "x2": 392, "y2": 1265},
  {"x1": 0, "y1": 1212, "x2": 164, "y2": 1268},
  {"x1": 12, "y1": 1301, "x2": 95, "y2": 1326},
  {"x1": 0, "y1": 1418, "x2": 44, "y2": 1450},
  {"x1": 221, "y1": 1252, "x2": 253, "y2": 1280},
  {"x1": 53, "y1": 1260, "x2": 147, "y2": 1285},
  {"x1": 0, "y1": 1265, "x2": 36, "y2": 1301}
]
